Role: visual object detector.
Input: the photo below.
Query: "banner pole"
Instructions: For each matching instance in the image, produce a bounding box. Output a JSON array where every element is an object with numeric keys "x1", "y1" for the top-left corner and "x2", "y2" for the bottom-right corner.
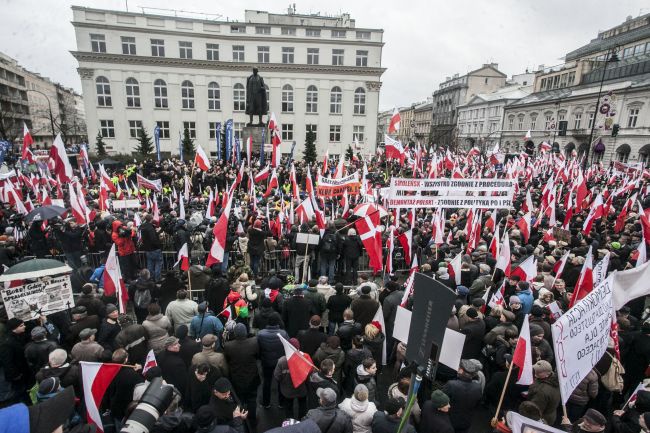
[
  {"x1": 302, "y1": 241, "x2": 310, "y2": 284},
  {"x1": 187, "y1": 265, "x2": 193, "y2": 301},
  {"x1": 397, "y1": 370, "x2": 423, "y2": 433},
  {"x1": 491, "y1": 358, "x2": 515, "y2": 427}
]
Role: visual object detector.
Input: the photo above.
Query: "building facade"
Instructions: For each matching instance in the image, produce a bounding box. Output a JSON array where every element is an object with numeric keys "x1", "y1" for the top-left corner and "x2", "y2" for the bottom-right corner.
[
  {"x1": 0, "y1": 52, "x2": 30, "y2": 143},
  {"x1": 71, "y1": 6, "x2": 385, "y2": 158},
  {"x1": 413, "y1": 100, "x2": 433, "y2": 144},
  {"x1": 396, "y1": 105, "x2": 415, "y2": 144},
  {"x1": 431, "y1": 63, "x2": 507, "y2": 148}
]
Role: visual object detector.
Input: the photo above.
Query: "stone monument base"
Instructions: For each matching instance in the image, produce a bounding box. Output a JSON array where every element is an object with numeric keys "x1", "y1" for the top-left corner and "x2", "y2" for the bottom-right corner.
[{"x1": 242, "y1": 125, "x2": 271, "y2": 152}]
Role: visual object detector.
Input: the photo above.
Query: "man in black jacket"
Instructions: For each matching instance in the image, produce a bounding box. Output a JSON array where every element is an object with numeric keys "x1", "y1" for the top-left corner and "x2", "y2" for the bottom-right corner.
[
  {"x1": 104, "y1": 349, "x2": 143, "y2": 430},
  {"x1": 157, "y1": 336, "x2": 189, "y2": 398},
  {"x1": 257, "y1": 315, "x2": 289, "y2": 408},
  {"x1": 24, "y1": 326, "x2": 58, "y2": 375},
  {"x1": 336, "y1": 309, "x2": 362, "y2": 351},
  {"x1": 350, "y1": 286, "x2": 379, "y2": 329},
  {"x1": 305, "y1": 387, "x2": 352, "y2": 433},
  {"x1": 75, "y1": 283, "x2": 106, "y2": 318},
  {"x1": 223, "y1": 323, "x2": 259, "y2": 422},
  {"x1": 372, "y1": 397, "x2": 416, "y2": 433},
  {"x1": 442, "y1": 360, "x2": 483, "y2": 433},
  {"x1": 0, "y1": 318, "x2": 30, "y2": 402},
  {"x1": 282, "y1": 287, "x2": 315, "y2": 338},
  {"x1": 139, "y1": 214, "x2": 163, "y2": 281},
  {"x1": 460, "y1": 307, "x2": 486, "y2": 360},
  {"x1": 298, "y1": 315, "x2": 328, "y2": 358}
]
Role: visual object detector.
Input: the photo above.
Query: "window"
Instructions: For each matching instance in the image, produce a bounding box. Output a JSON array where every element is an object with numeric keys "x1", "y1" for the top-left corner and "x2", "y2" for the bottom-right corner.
[
  {"x1": 282, "y1": 124, "x2": 294, "y2": 141},
  {"x1": 480, "y1": 108, "x2": 485, "y2": 118},
  {"x1": 180, "y1": 81, "x2": 194, "y2": 109},
  {"x1": 330, "y1": 86, "x2": 342, "y2": 114},
  {"x1": 234, "y1": 122, "x2": 245, "y2": 140},
  {"x1": 151, "y1": 39, "x2": 165, "y2": 57},
  {"x1": 125, "y1": 78, "x2": 140, "y2": 108},
  {"x1": 356, "y1": 31, "x2": 371, "y2": 39},
  {"x1": 281, "y1": 84, "x2": 293, "y2": 112},
  {"x1": 128, "y1": 120, "x2": 143, "y2": 138},
  {"x1": 208, "y1": 82, "x2": 220, "y2": 110},
  {"x1": 545, "y1": 115, "x2": 553, "y2": 129},
  {"x1": 209, "y1": 122, "x2": 219, "y2": 139},
  {"x1": 121, "y1": 36, "x2": 136, "y2": 55},
  {"x1": 206, "y1": 43, "x2": 219, "y2": 61},
  {"x1": 255, "y1": 26, "x2": 271, "y2": 35},
  {"x1": 233, "y1": 83, "x2": 245, "y2": 111},
  {"x1": 588, "y1": 112, "x2": 595, "y2": 129},
  {"x1": 559, "y1": 73, "x2": 568, "y2": 88},
  {"x1": 232, "y1": 45, "x2": 245, "y2": 62},
  {"x1": 567, "y1": 71, "x2": 576, "y2": 86},
  {"x1": 530, "y1": 115, "x2": 537, "y2": 130},
  {"x1": 354, "y1": 88, "x2": 366, "y2": 114},
  {"x1": 153, "y1": 79, "x2": 168, "y2": 108},
  {"x1": 307, "y1": 48, "x2": 319, "y2": 65},
  {"x1": 306, "y1": 85, "x2": 318, "y2": 113},
  {"x1": 306, "y1": 124, "x2": 317, "y2": 141},
  {"x1": 574, "y1": 113, "x2": 582, "y2": 129},
  {"x1": 230, "y1": 25, "x2": 246, "y2": 34},
  {"x1": 485, "y1": 78, "x2": 488, "y2": 84},
  {"x1": 257, "y1": 46, "x2": 270, "y2": 63},
  {"x1": 332, "y1": 49, "x2": 344, "y2": 66},
  {"x1": 329, "y1": 125, "x2": 341, "y2": 142},
  {"x1": 353, "y1": 125, "x2": 365, "y2": 142},
  {"x1": 623, "y1": 47, "x2": 634, "y2": 58},
  {"x1": 282, "y1": 47, "x2": 294, "y2": 64},
  {"x1": 518, "y1": 116, "x2": 524, "y2": 130},
  {"x1": 306, "y1": 28, "x2": 321, "y2": 37},
  {"x1": 179, "y1": 41, "x2": 192, "y2": 59},
  {"x1": 95, "y1": 76, "x2": 111, "y2": 107},
  {"x1": 356, "y1": 50, "x2": 368, "y2": 67},
  {"x1": 628, "y1": 108, "x2": 639, "y2": 128},
  {"x1": 156, "y1": 121, "x2": 170, "y2": 139},
  {"x1": 508, "y1": 116, "x2": 514, "y2": 130},
  {"x1": 540, "y1": 78, "x2": 547, "y2": 90},
  {"x1": 281, "y1": 27, "x2": 296, "y2": 36},
  {"x1": 183, "y1": 121, "x2": 196, "y2": 139},
  {"x1": 99, "y1": 120, "x2": 115, "y2": 138},
  {"x1": 90, "y1": 34, "x2": 106, "y2": 53},
  {"x1": 332, "y1": 30, "x2": 346, "y2": 38}
]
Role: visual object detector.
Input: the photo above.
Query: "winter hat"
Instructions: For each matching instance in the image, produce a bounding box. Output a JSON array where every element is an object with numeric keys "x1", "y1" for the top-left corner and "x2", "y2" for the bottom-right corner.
[
  {"x1": 430, "y1": 390, "x2": 450, "y2": 409},
  {"x1": 7, "y1": 318, "x2": 24, "y2": 331},
  {"x1": 582, "y1": 408, "x2": 607, "y2": 428},
  {"x1": 316, "y1": 387, "x2": 337, "y2": 406},
  {"x1": 529, "y1": 324, "x2": 544, "y2": 337},
  {"x1": 533, "y1": 360, "x2": 553, "y2": 375},
  {"x1": 201, "y1": 334, "x2": 217, "y2": 347},
  {"x1": 164, "y1": 336, "x2": 179, "y2": 349},
  {"x1": 466, "y1": 308, "x2": 479, "y2": 319},
  {"x1": 213, "y1": 377, "x2": 232, "y2": 393},
  {"x1": 38, "y1": 377, "x2": 60, "y2": 395},
  {"x1": 31, "y1": 326, "x2": 47, "y2": 340},
  {"x1": 289, "y1": 338, "x2": 300, "y2": 350},
  {"x1": 460, "y1": 359, "x2": 479, "y2": 374},
  {"x1": 105, "y1": 304, "x2": 118, "y2": 314},
  {"x1": 509, "y1": 296, "x2": 522, "y2": 305},
  {"x1": 194, "y1": 405, "x2": 216, "y2": 428},
  {"x1": 234, "y1": 323, "x2": 247, "y2": 340},
  {"x1": 531, "y1": 305, "x2": 544, "y2": 317}
]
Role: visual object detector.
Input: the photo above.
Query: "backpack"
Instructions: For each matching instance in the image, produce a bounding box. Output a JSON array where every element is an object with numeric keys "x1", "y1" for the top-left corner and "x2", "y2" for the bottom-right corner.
[
  {"x1": 134, "y1": 288, "x2": 152, "y2": 309},
  {"x1": 601, "y1": 352, "x2": 625, "y2": 392},
  {"x1": 321, "y1": 233, "x2": 337, "y2": 254}
]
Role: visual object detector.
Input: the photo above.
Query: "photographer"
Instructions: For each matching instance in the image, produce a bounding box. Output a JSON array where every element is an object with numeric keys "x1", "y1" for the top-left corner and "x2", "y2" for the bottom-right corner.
[
  {"x1": 27, "y1": 215, "x2": 48, "y2": 258},
  {"x1": 53, "y1": 218, "x2": 85, "y2": 270},
  {"x1": 111, "y1": 220, "x2": 137, "y2": 281}
]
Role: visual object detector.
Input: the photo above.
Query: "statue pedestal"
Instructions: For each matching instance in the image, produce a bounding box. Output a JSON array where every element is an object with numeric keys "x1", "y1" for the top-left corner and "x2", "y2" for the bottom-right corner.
[{"x1": 242, "y1": 125, "x2": 270, "y2": 152}]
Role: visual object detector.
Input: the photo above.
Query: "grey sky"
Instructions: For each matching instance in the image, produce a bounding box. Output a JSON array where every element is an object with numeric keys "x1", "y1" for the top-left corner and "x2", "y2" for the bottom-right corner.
[{"x1": 1, "y1": 0, "x2": 648, "y2": 111}]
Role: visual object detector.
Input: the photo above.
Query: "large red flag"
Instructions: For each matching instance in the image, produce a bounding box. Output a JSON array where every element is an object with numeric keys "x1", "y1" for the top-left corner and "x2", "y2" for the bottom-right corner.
[
  {"x1": 278, "y1": 334, "x2": 315, "y2": 387},
  {"x1": 81, "y1": 362, "x2": 123, "y2": 433},
  {"x1": 512, "y1": 315, "x2": 534, "y2": 385},
  {"x1": 104, "y1": 244, "x2": 129, "y2": 313},
  {"x1": 569, "y1": 246, "x2": 594, "y2": 308}
]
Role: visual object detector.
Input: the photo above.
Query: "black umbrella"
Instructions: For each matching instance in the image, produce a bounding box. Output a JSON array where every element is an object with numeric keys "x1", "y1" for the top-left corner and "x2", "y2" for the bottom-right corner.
[
  {"x1": 0, "y1": 258, "x2": 72, "y2": 281},
  {"x1": 25, "y1": 205, "x2": 67, "y2": 223}
]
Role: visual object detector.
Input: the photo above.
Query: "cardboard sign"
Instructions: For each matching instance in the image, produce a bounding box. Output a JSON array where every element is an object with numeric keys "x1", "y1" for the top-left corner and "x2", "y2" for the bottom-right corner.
[
  {"x1": 295, "y1": 233, "x2": 320, "y2": 245},
  {"x1": 0, "y1": 275, "x2": 73, "y2": 321},
  {"x1": 316, "y1": 173, "x2": 360, "y2": 198},
  {"x1": 111, "y1": 199, "x2": 141, "y2": 209}
]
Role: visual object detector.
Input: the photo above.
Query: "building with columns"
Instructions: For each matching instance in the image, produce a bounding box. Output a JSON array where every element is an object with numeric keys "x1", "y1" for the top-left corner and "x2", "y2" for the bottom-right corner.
[{"x1": 71, "y1": 6, "x2": 385, "y2": 157}]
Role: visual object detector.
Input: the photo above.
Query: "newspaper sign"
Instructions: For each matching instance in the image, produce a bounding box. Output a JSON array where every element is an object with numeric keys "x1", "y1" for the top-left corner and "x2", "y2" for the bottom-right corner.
[
  {"x1": 552, "y1": 274, "x2": 614, "y2": 403},
  {"x1": 111, "y1": 199, "x2": 141, "y2": 210},
  {"x1": 0, "y1": 275, "x2": 74, "y2": 321},
  {"x1": 386, "y1": 196, "x2": 512, "y2": 209},
  {"x1": 316, "y1": 173, "x2": 360, "y2": 197}
]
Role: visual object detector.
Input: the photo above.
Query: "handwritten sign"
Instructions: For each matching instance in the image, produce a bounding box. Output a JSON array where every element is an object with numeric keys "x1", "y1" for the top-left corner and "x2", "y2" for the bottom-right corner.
[{"x1": 0, "y1": 275, "x2": 73, "y2": 321}]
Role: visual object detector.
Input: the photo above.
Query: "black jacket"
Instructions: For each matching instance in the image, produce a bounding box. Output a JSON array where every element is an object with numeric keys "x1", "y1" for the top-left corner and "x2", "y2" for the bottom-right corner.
[
  {"x1": 460, "y1": 319, "x2": 486, "y2": 360},
  {"x1": 282, "y1": 295, "x2": 315, "y2": 338},
  {"x1": 350, "y1": 296, "x2": 379, "y2": 329},
  {"x1": 223, "y1": 336, "x2": 260, "y2": 393},
  {"x1": 253, "y1": 307, "x2": 284, "y2": 330},
  {"x1": 420, "y1": 402, "x2": 454, "y2": 433},
  {"x1": 139, "y1": 221, "x2": 162, "y2": 251},
  {"x1": 0, "y1": 333, "x2": 30, "y2": 384},
  {"x1": 342, "y1": 236, "x2": 363, "y2": 259},
  {"x1": 75, "y1": 294, "x2": 106, "y2": 318},
  {"x1": 371, "y1": 412, "x2": 416, "y2": 433},
  {"x1": 327, "y1": 294, "x2": 352, "y2": 324},
  {"x1": 305, "y1": 405, "x2": 353, "y2": 433},
  {"x1": 442, "y1": 376, "x2": 483, "y2": 430},
  {"x1": 158, "y1": 350, "x2": 189, "y2": 399},
  {"x1": 336, "y1": 321, "x2": 362, "y2": 351},
  {"x1": 67, "y1": 315, "x2": 101, "y2": 347},
  {"x1": 24, "y1": 339, "x2": 58, "y2": 374},
  {"x1": 297, "y1": 328, "x2": 328, "y2": 358},
  {"x1": 307, "y1": 372, "x2": 339, "y2": 410},
  {"x1": 105, "y1": 366, "x2": 144, "y2": 419},
  {"x1": 97, "y1": 318, "x2": 121, "y2": 351},
  {"x1": 257, "y1": 325, "x2": 289, "y2": 368}
]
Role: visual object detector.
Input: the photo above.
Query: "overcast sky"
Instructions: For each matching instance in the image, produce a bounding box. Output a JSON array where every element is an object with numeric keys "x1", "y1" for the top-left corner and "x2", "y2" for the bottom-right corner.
[{"x1": 2, "y1": 0, "x2": 648, "y2": 111}]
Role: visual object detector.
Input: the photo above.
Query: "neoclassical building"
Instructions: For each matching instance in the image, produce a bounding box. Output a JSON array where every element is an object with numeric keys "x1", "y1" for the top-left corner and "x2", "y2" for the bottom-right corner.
[{"x1": 71, "y1": 6, "x2": 385, "y2": 157}]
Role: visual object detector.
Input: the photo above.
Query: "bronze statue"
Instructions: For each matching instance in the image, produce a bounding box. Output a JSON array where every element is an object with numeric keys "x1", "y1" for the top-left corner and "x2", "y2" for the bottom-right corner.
[{"x1": 246, "y1": 67, "x2": 268, "y2": 126}]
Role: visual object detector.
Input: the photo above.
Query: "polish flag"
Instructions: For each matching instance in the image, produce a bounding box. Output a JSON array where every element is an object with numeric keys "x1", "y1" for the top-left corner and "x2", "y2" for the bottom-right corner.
[
  {"x1": 152, "y1": 193, "x2": 160, "y2": 223},
  {"x1": 495, "y1": 232, "x2": 512, "y2": 276},
  {"x1": 398, "y1": 229, "x2": 413, "y2": 267},
  {"x1": 268, "y1": 112, "x2": 278, "y2": 132},
  {"x1": 205, "y1": 191, "x2": 214, "y2": 219},
  {"x1": 448, "y1": 253, "x2": 462, "y2": 285},
  {"x1": 254, "y1": 165, "x2": 270, "y2": 183},
  {"x1": 175, "y1": 243, "x2": 190, "y2": 271},
  {"x1": 340, "y1": 189, "x2": 350, "y2": 219},
  {"x1": 69, "y1": 184, "x2": 88, "y2": 224},
  {"x1": 99, "y1": 164, "x2": 116, "y2": 193},
  {"x1": 22, "y1": 123, "x2": 34, "y2": 162},
  {"x1": 271, "y1": 128, "x2": 282, "y2": 168},
  {"x1": 263, "y1": 168, "x2": 279, "y2": 198},
  {"x1": 322, "y1": 150, "x2": 329, "y2": 174},
  {"x1": 81, "y1": 362, "x2": 123, "y2": 433},
  {"x1": 49, "y1": 134, "x2": 73, "y2": 183},
  {"x1": 539, "y1": 141, "x2": 551, "y2": 152},
  {"x1": 41, "y1": 187, "x2": 52, "y2": 206},
  {"x1": 104, "y1": 244, "x2": 129, "y2": 313},
  {"x1": 400, "y1": 255, "x2": 419, "y2": 307},
  {"x1": 522, "y1": 190, "x2": 533, "y2": 214},
  {"x1": 488, "y1": 281, "x2": 506, "y2": 309},
  {"x1": 553, "y1": 250, "x2": 570, "y2": 280},
  {"x1": 489, "y1": 227, "x2": 500, "y2": 257},
  {"x1": 333, "y1": 156, "x2": 345, "y2": 179},
  {"x1": 582, "y1": 193, "x2": 604, "y2": 235},
  {"x1": 295, "y1": 197, "x2": 315, "y2": 223},
  {"x1": 635, "y1": 232, "x2": 647, "y2": 268},
  {"x1": 388, "y1": 107, "x2": 401, "y2": 134},
  {"x1": 217, "y1": 305, "x2": 235, "y2": 321},
  {"x1": 371, "y1": 304, "x2": 388, "y2": 365},
  {"x1": 512, "y1": 315, "x2": 534, "y2": 385},
  {"x1": 523, "y1": 130, "x2": 532, "y2": 141},
  {"x1": 485, "y1": 210, "x2": 498, "y2": 233},
  {"x1": 206, "y1": 189, "x2": 234, "y2": 267},
  {"x1": 278, "y1": 334, "x2": 316, "y2": 387},
  {"x1": 290, "y1": 163, "x2": 299, "y2": 200},
  {"x1": 569, "y1": 246, "x2": 594, "y2": 308},
  {"x1": 385, "y1": 229, "x2": 394, "y2": 275},
  {"x1": 511, "y1": 255, "x2": 537, "y2": 282},
  {"x1": 142, "y1": 350, "x2": 157, "y2": 375},
  {"x1": 516, "y1": 212, "x2": 532, "y2": 243},
  {"x1": 384, "y1": 135, "x2": 405, "y2": 162},
  {"x1": 194, "y1": 144, "x2": 211, "y2": 171},
  {"x1": 246, "y1": 135, "x2": 253, "y2": 166}
]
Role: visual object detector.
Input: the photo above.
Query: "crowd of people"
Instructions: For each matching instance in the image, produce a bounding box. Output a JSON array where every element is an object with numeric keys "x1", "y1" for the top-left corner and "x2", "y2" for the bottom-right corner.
[{"x1": 0, "y1": 148, "x2": 649, "y2": 433}]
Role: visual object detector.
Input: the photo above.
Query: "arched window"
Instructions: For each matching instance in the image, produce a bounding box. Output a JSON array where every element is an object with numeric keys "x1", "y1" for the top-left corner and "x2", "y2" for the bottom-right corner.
[
  {"x1": 181, "y1": 80, "x2": 194, "y2": 109},
  {"x1": 233, "y1": 83, "x2": 245, "y2": 111},
  {"x1": 153, "y1": 79, "x2": 168, "y2": 108},
  {"x1": 616, "y1": 143, "x2": 631, "y2": 162},
  {"x1": 96, "y1": 76, "x2": 111, "y2": 107},
  {"x1": 125, "y1": 78, "x2": 140, "y2": 108},
  {"x1": 639, "y1": 144, "x2": 650, "y2": 168},
  {"x1": 282, "y1": 84, "x2": 293, "y2": 113},
  {"x1": 330, "y1": 86, "x2": 342, "y2": 114},
  {"x1": 353, "y1": 87, "x2": 366, "y2": 114},
  {"x1": 306, "y1": 85, "x2": 318, "y2": 113},
  {"x1": 207, "y1": 82, "x2": 220, "y2": 110}
]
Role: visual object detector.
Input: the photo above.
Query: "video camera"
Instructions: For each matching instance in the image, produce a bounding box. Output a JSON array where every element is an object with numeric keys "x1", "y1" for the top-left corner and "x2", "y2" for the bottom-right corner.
[{"x1": 120, "y1": 377, "x2": 174, "y2": 433}]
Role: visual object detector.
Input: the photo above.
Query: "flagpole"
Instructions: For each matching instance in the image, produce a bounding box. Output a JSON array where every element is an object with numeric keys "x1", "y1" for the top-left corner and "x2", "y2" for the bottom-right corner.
[
  {"x1": 491, "y1": 358, "x2": 515, "y2": 427},
  {"x1": 187, "y1": 265, "x2": 193, "y2": 301}
]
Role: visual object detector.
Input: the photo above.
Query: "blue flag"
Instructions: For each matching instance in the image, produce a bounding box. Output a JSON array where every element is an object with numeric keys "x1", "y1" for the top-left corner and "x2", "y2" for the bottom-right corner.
[
  {"x1": 215, "y1": 122, "x2": 222, "y2": 161},
  {"x1": 178, "y1": 131, "x2": 183, "y2": 160},
  {"x1": 153, "y1": 124, "x2": 161, "y2": 161},
  {"x1": 225, "y1": 119, "x2": 233, "y2": 164}
]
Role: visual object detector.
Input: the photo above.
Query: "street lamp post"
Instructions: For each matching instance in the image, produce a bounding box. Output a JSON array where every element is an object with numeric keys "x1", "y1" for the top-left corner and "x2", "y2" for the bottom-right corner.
[
  {"x1": 583, "y1": 50, "x2": 619, "y2": 170},
  {"x1": 26, "y1": 89, "x2": 56, "y2": 144}
]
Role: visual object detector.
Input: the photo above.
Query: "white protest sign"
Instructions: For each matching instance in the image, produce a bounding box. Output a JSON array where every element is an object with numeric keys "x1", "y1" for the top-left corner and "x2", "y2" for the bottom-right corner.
[
  {"x1": 552, "y1": 274, "x2": 614, "y2": 403},
  {"x1": 111, "y1": 199, "x2": 141, "y2": 209},
  {"x1": 0, "y1": 275, "x2": 73, "y2": 321},
  {"x1": 506, "y1": 411, "x2": 566, "y2": 433},
  {"x1": 51, "y1": 199, "x2": 64, "y2": 207},
  {"x1": 389, "y1": 178, "x2": 516, "y2": 193},
  {"x1": 386, "y1": 195, "x2": 512, "y2": 209},
  {"x1": 393, "y1": 305, "x2": 465, "y2": 370}
]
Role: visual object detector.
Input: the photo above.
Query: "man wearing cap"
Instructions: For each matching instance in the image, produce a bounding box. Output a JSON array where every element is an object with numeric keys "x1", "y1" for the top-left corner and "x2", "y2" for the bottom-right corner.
[
  {"x1": 193, "y1": 405, "x2": 239, "y2": 433},
  {"x1": 371, "y1": 397, "x2": 415, "y2": 433},
  {"x1": 561, "y1": 408, "x2": 608, "y2": 433},
  {"x1": 530, "y1": 323, "x2": 554, "y2": 363},
  {"x1": 442, "y1": 359, "x2": 483, "y2": 433},
  {"x1": 97, "y1": 303, "x2": 121, "y2": 351},
  {"x1": 209, "y1": 377, "x2": 248, "y2": 431},
  {"x1": 460, "y1": 307, "x2": 486, "y2": 360},
  {"x1": 24, "y1": 326, "x2": 58, "y2": 375},
  {"x1": 189, "y1": 302, "x2": 224, "y2": 341},
  {"x1": 192, "y1": 334, "x2": 229, "y2": 378},
  {"x1": 0, "y1": 318, "x2": 30, "y2": 401},
  {"x1": 420, "y1": 390, "x2": 453, "y2": 433},
  {"x1": 75, "y1": 283, "x2": 106, "y2": 318},
  {"x1": 528, "y1": 360, "x2": 561, "y2": 425},
  {"x1": 71, "y1": 328, "x2": 106, "y2": 362},
  {"x1": 305, "y1": 387, "x2": 353, "y2": 433},
  {"x1": 158, "y1": 336, "x2": 190, "y2": 396},
  {"x1": 66, "y1": 305, "x2": 100, "y2": 347}
]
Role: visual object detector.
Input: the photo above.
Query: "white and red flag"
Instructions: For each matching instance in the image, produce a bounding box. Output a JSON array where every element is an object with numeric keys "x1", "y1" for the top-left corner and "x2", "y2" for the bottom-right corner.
[
  {"x1": 49, "y1": 134, "x2": 73, "y2": 183},
  {"x1": 278, "y1": 334, "x2": 315, "y2": 387},
  {"x1": 553, "y1": 250, "x2": 570, "y2": 280},
  {"x1": 142, "y1": 350, "x2": 157, "y2": 375},
  {"x1": 385, "y1": 229, "x2": 394, "y2": 275},
  {"x1": 104, "y1": 244, "x2": 129, "y2": 313},
  {"x1": 569, "y1": 246, "x2": 594, "y2": 308},
  {"x1": 194, "y1": 144, "x2": 211, "y2": 171},
  {"x1": 511, "y1": 255, "x2": 537, "y2": 282},
  {"x1": 388, "y1": 107, "x2": 401, "y2": 134},
  {"x1": 254, "y1": 165, "x2": 270, "y2": 183},
  {"x1": 448, "y1": 253, "x2": 462, "y2": 285},
  {"x1": 512, "y1": 315, "x2": 534, "y2": 385},
  {"x1": 246, "y1": 135, "x2": 253, "y2": 167},
  {"x1": 524, "y1": 129, "x2": 532, "y2": 141},
  {"x1": 206, "y1": 189, "x2": 234, "y2": 267},
  {"x1": 81, "y1": 362, "x2": 123, "y2": 433},
  {"x1": 99, "y1": 164, "x2": 117, "y2": 193},
  {"x1": 22, "y1": 123, "x2": 34, "y2": 162},
  {"x1": 175, "y1": 243, "x2": 190, "y2": 271},
  {"x1": 322, "y1": 150, "x2": 329, "y2": 174},
  {"x1": 516, "y1": 212, "x2": 532, "y2": 243},
  {"x1": 295, "y1": 197, "x2": 316, "y2": 223},
  {"x1": 263, "y1": 168, "x2": 279, "y2": 198},
  {"x1": 495, "y1": 231, "x2": 512, "y2": 276},
  {"x1": 69, "y1": 184, "x2": 88, "y2": 224},
  {"x1": 488, "y1": 281, "x2": 506, "y2": 309}
]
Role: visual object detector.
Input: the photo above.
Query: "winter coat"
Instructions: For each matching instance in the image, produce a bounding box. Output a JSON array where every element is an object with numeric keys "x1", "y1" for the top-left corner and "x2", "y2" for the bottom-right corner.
[
  {"x1": 111, "y1": 221, "x2": 136, "y2": 256},
  {"x1": 191, "y1": 348, "x2": 229, "y2": 378},
  {"x1": 165, "y1": 299, "x2": 199, "y2": 331},
  {"x1": 115, "y1": 323, "x2": 149, "y2": 365},
  {"x1": 297, "y1": 328, "x2": 328, "y2": 358},
  {"x1": 257, "y1": 325, "x2": 289, "y2": 368},
  {"x1": 307, "y1": 372, "x2": 340, "y2": 409},
  {"x1": 350, "y1": 296, "x2": 379, "y2": 329},
  {"x1": 67, "y1": 315, "x2": 100, "y2": 347},
  {"x1": 342, "y1": 235, "x2": 364, "y2": 259},
  {"x1": 337, "y1": 321, "x2": 363, "y2": 351},
  {"x1": 178, "y1": 336, "x2": 201, "y2": 368},
  {"x1": 306, "y1": 405, "x2": 353, "y2": 433},
  {"x1": 353, "y1": 365, "x2": 377, "y2": 403},
  {"x1": 371, "y1": 412, "x2": 416, "y2": 433},
  {"x1": 105, "y1": 366, "x2": 144, "y2": 420},
  {"x1": 247, "y1": 227, "x2": 267, "y2": 255},
  {"x1": 253, "y1": 306, "x2": 284, "y2": 330},
  {"x1": 328, "y1": 294, "x2": 352, "y2": 324},
  {"x1": 150, "y1": 410, "x2": 193, "y2": 433},
  {"x1": 185, "y1": 368, "x2": 214, "y2": 412},
  {"x1": 35, "y1": 363, "x2": 82, "y2": 397},
  {"x1": 304, "y1": 287, "x2": 326, "y2": 316},
  {"x1": 71, "y1": 340, "x2": 106, "y2": 362},
  {"x1": 388, "y1": 382, "x2": 420, "y2": 423},
  {"x1": 142, "y1": 314, "x2": 172, "y2": 353},
  {"x1": 274, "y1": 355, "x2": 308, "y2": 398},
  {"x1": 97, "y1": 318, "x2": 121, "y2": 351},
  {"x1": 420, "y1": 402, "x2": 454, "y2": 433},
  {"x1": 460, "y1": 318, "x2": 486, "y2": 360},
  {"x1": 339, "y1": 397, "x2": 377, "y2": 433},
  {"x1": 189, "y1": 313, "x2": 224, "y2": 339},
  {"x1": 158, "y1": 350, "x2": 189, "y2": 396},
  {"x1": 516, "y1": 288, "x2": 534, "y2": 314},
  {"x1": 24, "y1": 339, "x2": 58, "y2": 373},
  {"x1": 568, "y1": 369, "x2": 598, "y2": 406},
  {"x1": 442, "y1": 375, "x2": 483, "y2": 430},
  {"x1": 75, "y1": 294, "x2": 106, "y2": 318},
  {"x1": 363, "y1": 333, "x2": 385, "y2": 366},
  {"x1": 314, "y1": 344, "x2": 345, "y2": 383},
  {"x1": 528, "y1": 374, "x2": 562, "y2": 425},
  {"x1": 139, "y1": 221, "x2": 162, "y2": 251},
  {"x1": 265, "y1": 419, "x2": 320, "y2": 433},
  {"x1": 223, "y1": 335, "x2": 260, "y2": 393},
  {"x1": 283, "y1": 295, "x2": 315, "y2": 337}
]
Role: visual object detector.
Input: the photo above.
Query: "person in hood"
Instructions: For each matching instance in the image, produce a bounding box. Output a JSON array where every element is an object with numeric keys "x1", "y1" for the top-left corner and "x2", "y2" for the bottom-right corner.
[
  {"x1": 339, "y1": 384, "x2": 377, "y2": 433},
  {"x1": 111, "y1": 220, "x2": 137, "y2": 281},
  {"x1": 353, "y1": 358, "x2": 378, "y2": 404},
  {"x1": 515, "y1": 281, "x2": 534, "y2": 314},
  {"x1": 528, "y1": 360, "x2": 561, "y2": 425},
  {"x1": 305, "y1": 387, "x2": 353, "y2": 433}
]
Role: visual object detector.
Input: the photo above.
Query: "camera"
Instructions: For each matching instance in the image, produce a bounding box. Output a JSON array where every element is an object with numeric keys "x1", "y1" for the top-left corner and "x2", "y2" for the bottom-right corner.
[
  {"x1": 120, "y1": 377, "x2": 174, "y2": 433},
  {"x1": 118, "y1": 227, "x2": 131, "y2": 238}
]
